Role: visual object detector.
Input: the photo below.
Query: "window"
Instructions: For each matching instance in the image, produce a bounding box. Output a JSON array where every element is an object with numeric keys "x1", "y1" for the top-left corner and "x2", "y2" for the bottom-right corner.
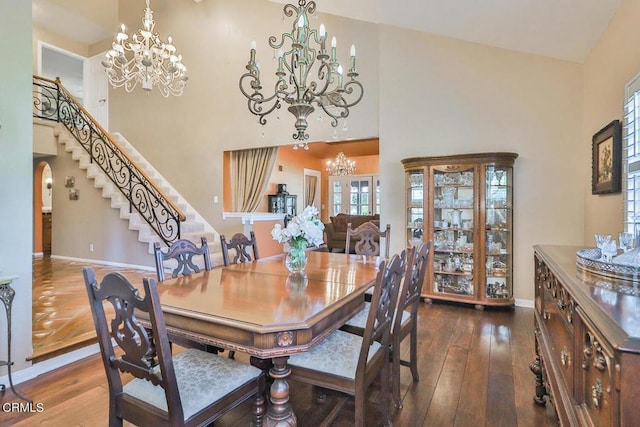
[
  {"x1": 328, "y1": 175, "x2": 380, "y2": 216},
  {"x1": 623, "y1": 74, "x2": 640, "y2": 234}
]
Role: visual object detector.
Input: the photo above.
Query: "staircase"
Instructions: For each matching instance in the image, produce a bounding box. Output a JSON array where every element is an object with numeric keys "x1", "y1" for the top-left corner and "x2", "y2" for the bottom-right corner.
[{"x1": 52, "y1": 123, "x2": 223, "y2": 263}]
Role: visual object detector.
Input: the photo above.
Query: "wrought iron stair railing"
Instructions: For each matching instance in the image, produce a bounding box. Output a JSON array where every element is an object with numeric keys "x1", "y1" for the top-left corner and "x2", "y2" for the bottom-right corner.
[{"x1": 33, "y1": 75, "x2": 184, "y2": 245}]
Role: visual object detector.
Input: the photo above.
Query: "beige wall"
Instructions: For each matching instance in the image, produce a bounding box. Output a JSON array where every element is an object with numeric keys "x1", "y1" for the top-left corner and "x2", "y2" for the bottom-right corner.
[
  {"x1": 27, "y1": 0, "x2": 640, "y2": 311},
  {"x1": 582, "y1": 0, "x2": 640, "y2": 241},
  {"x1": 110, "y1": 0, "x2": 379, "y2": 241},
  {"x1": 378, "y1": 26, "x2": 584, "y2": 302}
]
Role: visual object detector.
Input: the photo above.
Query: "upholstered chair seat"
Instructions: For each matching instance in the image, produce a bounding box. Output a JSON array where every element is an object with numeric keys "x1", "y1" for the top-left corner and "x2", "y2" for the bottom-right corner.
[
  {"x1": 287, "y1": 253, "x2": 406, "y2": 426},
  {"x1": 124, "y1": 348, "x2": 261, "y2": 421},
  {"x1": 288, "y1": 330, "x2": 382, "y2": 380},
  {"x1": 82, "y1": 268, "x2": 265, "y2": 426}
]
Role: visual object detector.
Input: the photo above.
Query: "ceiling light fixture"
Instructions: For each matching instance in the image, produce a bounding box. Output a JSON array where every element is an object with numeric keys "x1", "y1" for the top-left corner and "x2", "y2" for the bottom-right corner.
[
  {"x1": 102, "y1": 0, "x2": 188, "y2": 97},
  {"x1": 239, "y1": 0, "x2": 364, "y2": 150},
  {"x1": 326, "y1": 152, "x2": 356, "y2": 176}
]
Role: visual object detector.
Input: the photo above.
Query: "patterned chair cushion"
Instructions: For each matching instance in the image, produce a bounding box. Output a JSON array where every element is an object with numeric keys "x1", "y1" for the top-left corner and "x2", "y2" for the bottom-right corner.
[
  {"x1": 344, "y1": 302, "x2": 410, "y2": 329},
  {"x1": 288, "y1": 329, "x2": 382, "y2": 379},
  {"x1": 123, "y1": 348, "x2": 261, "y2": 421}
]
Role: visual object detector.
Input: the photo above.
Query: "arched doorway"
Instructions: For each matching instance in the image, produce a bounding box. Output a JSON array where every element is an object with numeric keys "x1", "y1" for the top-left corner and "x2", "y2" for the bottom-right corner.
[{"x1": 34, "y1": 161, "x2": 53, "y2": 255}]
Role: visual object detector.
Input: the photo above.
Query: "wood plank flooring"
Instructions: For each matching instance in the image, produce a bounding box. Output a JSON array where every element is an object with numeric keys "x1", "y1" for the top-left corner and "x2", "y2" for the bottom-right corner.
[
  {"x1": 7, "y1": 257, "x2": 559, "y2": 426},
  {"x1": 31, "y1": 256, "x2": 152, "y2": 361}
]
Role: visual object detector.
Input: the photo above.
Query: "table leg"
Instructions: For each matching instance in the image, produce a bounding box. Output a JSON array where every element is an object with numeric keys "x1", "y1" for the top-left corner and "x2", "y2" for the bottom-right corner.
[
  {"x1": 0, "y1": 282, "x2": 31, "y2": 403},
  {"x1": 266, "y1": 356, "x2": 296, "y2": 427}
]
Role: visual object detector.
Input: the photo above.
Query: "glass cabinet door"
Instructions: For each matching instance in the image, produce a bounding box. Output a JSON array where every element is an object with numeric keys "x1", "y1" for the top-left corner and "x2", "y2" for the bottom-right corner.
[
  {"x1": 432, "y1": 167, "x2": 475, "y2": 297},
  {"x1": 406, "y1": 170, "x2": 424, "y2": 246},
  {"x1": 485, "y1": 165, "x2": 513, "y2": 299}
]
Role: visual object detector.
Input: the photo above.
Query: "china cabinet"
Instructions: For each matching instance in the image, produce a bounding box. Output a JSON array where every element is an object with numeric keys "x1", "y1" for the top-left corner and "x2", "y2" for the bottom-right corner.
[
  {"x1": 402, "y1": 152, "x2": 518, "y2": 308},
  {"x1": 268, "y1": 194, "x2": 297, "y2": 216}
]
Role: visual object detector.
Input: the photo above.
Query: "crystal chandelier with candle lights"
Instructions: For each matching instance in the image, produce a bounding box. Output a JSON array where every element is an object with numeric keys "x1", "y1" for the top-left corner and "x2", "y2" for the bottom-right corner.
[
  {"x1": 239, "y1": 0, "x2": 364, "y2": 149},
  {"x1": 326, "y1": 152, "x2": 356, "y2": 176},
  {"x1": 102, "y1": 0, "x2": 188, "y2": 97}
]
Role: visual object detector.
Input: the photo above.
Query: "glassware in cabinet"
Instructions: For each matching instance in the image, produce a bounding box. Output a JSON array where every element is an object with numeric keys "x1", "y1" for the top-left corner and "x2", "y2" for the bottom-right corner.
[
  {"x1": 432, "y1": 166, "x2": 475, "y2": 297},
  {"x1": 485, "y1": 165, "x2": 513, "y2": 299},
  {"x1": 406, "y1": 169, "x2": 425, "y2": 247},
  {"x1": 402, "y1": 152, "x2": 517, "y2": 308}
]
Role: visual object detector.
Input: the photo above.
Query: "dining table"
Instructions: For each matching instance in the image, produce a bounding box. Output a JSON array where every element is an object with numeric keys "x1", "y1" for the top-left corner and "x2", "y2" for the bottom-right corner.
[{"x1": 146, "y1": 250, "x2": 383, "y2": 426}]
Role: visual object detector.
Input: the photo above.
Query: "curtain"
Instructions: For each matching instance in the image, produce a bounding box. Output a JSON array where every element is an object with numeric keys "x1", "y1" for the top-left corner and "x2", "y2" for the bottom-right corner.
[
  {"x1": 305, "y1": 175, "x2": 318, "y2": 208},
  {"x1": 231, "y1": 146, "x2": 279, "y2": 212}
]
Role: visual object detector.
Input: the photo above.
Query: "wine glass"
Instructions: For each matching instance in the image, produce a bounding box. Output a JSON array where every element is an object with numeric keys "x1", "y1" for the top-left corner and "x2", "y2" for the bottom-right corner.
[
  {"x1": 602, "y1": 239, "x2": 618, "y2": 263},
  {"x1": 619, "y1": 232, "x2": 634, "y2": 252},
  {"x1": 594, "y1": 234, "x2": 612, "y2": 250}
]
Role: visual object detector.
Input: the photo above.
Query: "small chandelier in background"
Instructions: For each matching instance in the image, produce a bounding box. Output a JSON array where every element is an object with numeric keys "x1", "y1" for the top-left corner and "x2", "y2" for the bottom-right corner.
[
  {"x1": 102, "y1": 0, "x2": 188, "y2": 97},
  {"x1": 239, "y1": 0, "x2": 364, "y2": 150},
  {"x1": 326, "y1": 152, "x2": 356, "y2": 176}
]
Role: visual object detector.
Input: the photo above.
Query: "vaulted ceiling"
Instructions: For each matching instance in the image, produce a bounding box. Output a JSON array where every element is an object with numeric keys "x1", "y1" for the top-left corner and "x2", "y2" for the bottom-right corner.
[
  {"x1": 33, "y1": 0, "x2": 622, "y2": 63},
  {"x1": 32, "y1": 0, "x2": 622, "y2": 158}
]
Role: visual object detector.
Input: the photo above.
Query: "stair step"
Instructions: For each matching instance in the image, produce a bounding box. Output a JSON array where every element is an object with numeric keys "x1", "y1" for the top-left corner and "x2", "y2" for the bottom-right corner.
[{"x1": 54, "y1": 126, "x2": 217, "y2": 259}]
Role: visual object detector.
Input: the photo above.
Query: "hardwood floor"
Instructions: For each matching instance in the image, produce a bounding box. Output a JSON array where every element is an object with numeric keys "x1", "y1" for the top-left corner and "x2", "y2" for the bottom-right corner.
[
  {"x1": 7, "y1": 257, "x2": 558, "y2": 426},
  {"x1": 31, "y1": 256, "x2": 152, "y2": 362}
]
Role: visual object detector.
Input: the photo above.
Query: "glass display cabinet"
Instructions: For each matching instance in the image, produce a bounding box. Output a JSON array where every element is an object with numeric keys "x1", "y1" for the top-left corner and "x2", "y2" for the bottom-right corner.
[{"x1": 402, "y1": 152, "x2": 518, "y2": 308}]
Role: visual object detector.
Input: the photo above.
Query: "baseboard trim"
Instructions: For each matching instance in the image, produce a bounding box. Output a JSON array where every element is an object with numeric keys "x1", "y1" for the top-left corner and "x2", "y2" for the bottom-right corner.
[
  {"x1": 0, "y1": 344, "x2": 101, "y2": 387},
  {"x1": 515, "y1": 298, "x2": 534, "y2": 309},
  {"x1": 50, "y1": 255, "x2": 155, "y2": 272}
]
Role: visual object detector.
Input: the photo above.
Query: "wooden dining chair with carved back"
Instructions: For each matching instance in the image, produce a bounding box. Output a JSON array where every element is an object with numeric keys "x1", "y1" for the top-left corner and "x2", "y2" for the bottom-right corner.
[
  {"x1": 220, "y1": 231, "x2": 259, "y2": 266},
  {"x1": 340, "y1": 241, "x2": 431, "y2": 408},
  {"x1": 82, "y1": 267, "x2": 265, "y2": 427},
  {"x1": 219, "y1": 231, "x2": 260, "y2": 360},
  {"x1": 287, "y1": 252, "x2": 406, "y2": 427},
  {"x1": 153, "y1": 237, "x2": 212, "y2": 283},
  {"x1": 345, "y1": 221, "x2": 391, "y2": 258},
  {"x1": 153, "y1": 237, "x2": 228, "y2": 355}
]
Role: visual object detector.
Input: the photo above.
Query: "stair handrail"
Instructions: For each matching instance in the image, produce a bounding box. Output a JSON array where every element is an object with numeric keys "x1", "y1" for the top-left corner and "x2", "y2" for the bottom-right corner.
[{"x1": 33, "y1": 75, "x2": 185, "y2": 245}]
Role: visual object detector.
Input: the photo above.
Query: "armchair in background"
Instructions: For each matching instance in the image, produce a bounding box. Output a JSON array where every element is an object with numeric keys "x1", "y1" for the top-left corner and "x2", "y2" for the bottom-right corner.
[{"x1": 324, "y1": 213, "x2": 380, "y2": 253}]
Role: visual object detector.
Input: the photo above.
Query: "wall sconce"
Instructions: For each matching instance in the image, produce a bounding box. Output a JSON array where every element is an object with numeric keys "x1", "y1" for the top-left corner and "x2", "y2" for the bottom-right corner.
[{"x1": 45, "y1": 178, "x2": 53, "y2": 196}]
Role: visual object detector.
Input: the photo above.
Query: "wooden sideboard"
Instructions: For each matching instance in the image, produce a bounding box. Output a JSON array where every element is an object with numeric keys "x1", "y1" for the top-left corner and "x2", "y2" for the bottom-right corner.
[{"x1": 532, "y1": 245, "x2": 640, "y2": 426}]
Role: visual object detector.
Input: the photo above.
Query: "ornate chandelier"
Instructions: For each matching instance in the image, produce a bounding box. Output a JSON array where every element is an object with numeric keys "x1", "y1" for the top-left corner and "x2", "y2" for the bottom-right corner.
[
  {"x1": 101, "y1": 0, "x2": 188, "y2": 97},
  {"x1": 326, "y1": 152, "x2": 356, "y2": 176},
  {"x1": 239, "y1": 0, "x2": 364, "y2": 150}
]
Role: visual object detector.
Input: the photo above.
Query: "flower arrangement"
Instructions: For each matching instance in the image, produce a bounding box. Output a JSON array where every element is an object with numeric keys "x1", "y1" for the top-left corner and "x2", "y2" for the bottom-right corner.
[{"x1": 272, "y1": 206, "x2": 325, "y2": 271}]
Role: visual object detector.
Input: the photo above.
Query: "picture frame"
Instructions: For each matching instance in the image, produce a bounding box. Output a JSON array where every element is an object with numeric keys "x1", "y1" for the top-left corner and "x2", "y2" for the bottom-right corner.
[
  {"x1": 65, "y1": 176, "x2": 75, "y2": 188},
  {"x1": 592, "y1": 119, "x2": 622, "y2": 195},
  {"x1": 69, "y1": 188, "x2": 79, "y2": 200}
]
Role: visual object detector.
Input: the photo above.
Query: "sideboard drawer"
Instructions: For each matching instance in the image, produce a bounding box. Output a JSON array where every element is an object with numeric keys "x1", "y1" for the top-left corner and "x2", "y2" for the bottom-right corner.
[
  {"x1": 541, "y1": 283, "x2": 574, "y2": 388},
  {"x1": 532, "y1": 246, "x2": 640, "y2": 427},
  {"x1": 576, "y1": 307, "x2": 616, "y2": 426}
]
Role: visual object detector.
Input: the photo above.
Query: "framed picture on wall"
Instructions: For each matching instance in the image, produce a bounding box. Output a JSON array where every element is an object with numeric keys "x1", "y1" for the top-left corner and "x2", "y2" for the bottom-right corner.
[{"x1": 592, "y1": 119, "x2": 622, "y2": 195}]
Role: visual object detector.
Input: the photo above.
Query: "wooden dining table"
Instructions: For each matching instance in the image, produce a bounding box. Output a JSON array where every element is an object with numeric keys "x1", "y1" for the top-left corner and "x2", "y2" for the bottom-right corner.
[{"x1": 147, "y1": 251, "x2": 382, "y2": 426}]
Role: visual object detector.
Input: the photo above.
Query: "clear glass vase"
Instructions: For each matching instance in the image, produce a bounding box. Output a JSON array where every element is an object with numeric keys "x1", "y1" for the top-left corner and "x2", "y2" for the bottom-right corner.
[{"x1": 285, "y1": 239, "x2": 308, "y2": 272}]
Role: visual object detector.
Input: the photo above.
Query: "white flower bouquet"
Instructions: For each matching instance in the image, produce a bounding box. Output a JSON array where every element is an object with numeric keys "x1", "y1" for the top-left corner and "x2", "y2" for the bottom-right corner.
[{"x1": 272, "y1": 206, "x2": 325, "y2": 271}]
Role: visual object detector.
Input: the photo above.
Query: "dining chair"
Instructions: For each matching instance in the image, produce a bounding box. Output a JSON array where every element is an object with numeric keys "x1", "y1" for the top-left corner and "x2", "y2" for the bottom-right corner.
[
  {"x1": 220, "y1": 231, "x2": 259, "y2": 266},
  {"x1": 287, "y1": 252, "x2": 405, "y2": 427},
  {"x1": 153, "y1": 237, "x2": 212, "y2": 282},
  {"x1": 345, "y1": 221, "x2": 391, "y2": 258},
  {"x1": 341, "y1": 241, "x2": 431, "y2": 408},
  {"x1": 219, "y1": 231, "x2": 260, "y2": 360},
  {"x1": 82, "y1": 267, "x2": 265, "y2": 427}
]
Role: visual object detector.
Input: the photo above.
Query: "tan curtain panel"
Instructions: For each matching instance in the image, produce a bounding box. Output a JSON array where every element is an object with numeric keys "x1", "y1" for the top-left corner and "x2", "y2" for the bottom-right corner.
[
  {"x1": 231, "y1": 147, "x2": 279, "y2": 212},
  {"x1": 305, "y1": 175, "x2": 318, "y2": 208}
]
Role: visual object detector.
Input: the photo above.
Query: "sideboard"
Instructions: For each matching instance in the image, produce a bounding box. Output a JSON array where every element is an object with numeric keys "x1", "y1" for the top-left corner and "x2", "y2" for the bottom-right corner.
[{"x1": 532, "y1": 245, "x2": 640, "y2": 426}]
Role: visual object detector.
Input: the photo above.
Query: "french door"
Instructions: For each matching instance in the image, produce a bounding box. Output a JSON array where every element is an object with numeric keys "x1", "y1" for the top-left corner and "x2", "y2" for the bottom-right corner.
[{"x1": 328, "y1": 175, "x2": 380, "y2": 216}]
